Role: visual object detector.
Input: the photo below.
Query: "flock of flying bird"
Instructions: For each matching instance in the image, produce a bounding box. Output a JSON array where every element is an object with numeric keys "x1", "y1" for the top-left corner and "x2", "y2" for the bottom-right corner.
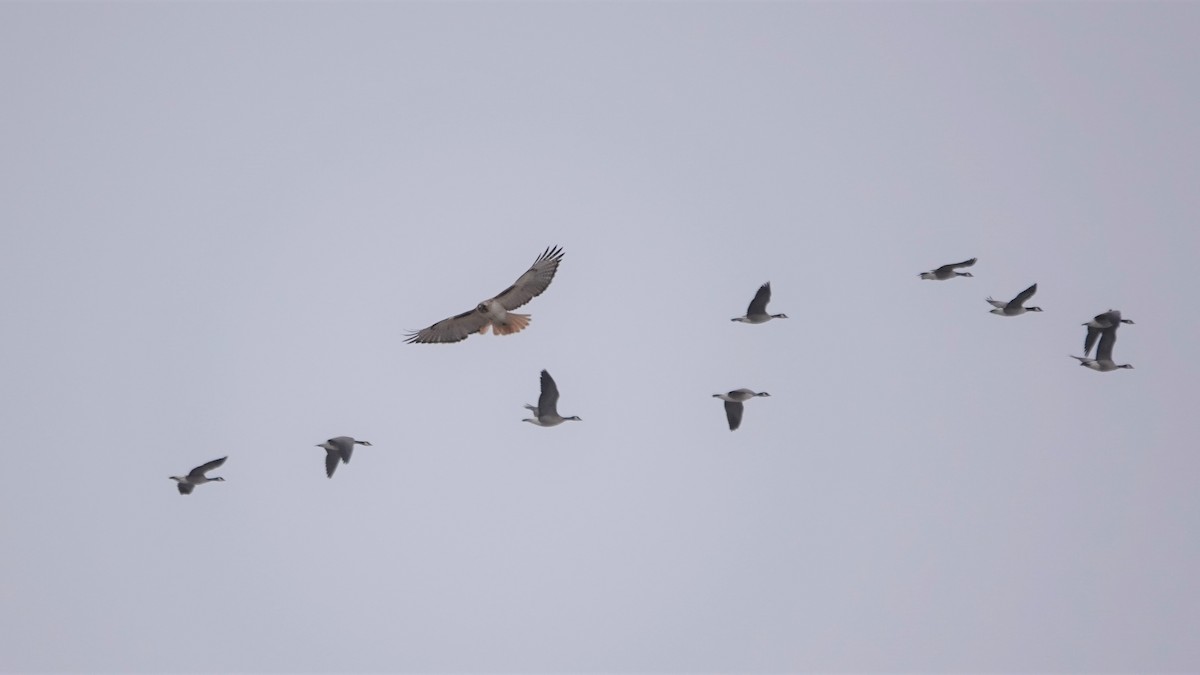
[
  {"x1": 168, "y1": 249, "x2": 1136, "y2": 495},
  {"x1": 918, "y1": 256, "x2": 1137, "y2": 371}
]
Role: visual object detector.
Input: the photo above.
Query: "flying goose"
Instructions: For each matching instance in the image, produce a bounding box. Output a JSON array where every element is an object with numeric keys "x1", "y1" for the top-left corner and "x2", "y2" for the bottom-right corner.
[
  {"x1": 712, "y1": 389, "x2": 770, "y2": 431},
  {"x1": 919, "y1": 257, "x2": 977, "y2": 280},
  {"x1": 405, "y1": 246, "x2": 565, "y2": 344},
  {"x1": 1071, "y1": 325, "x2": 1133, "y2": 372},
  {"x1": 170, "y1": 456, "x2": 227, "y2": 495},
  {"x1": 986, "y1": 283, "x2": 1043, "y2": 316},
  {"x1": 317, "y1": 436, "x2": 372, "y2": 478},
  {"x1": 523, "y1": 369, "x2": 582, "y2": 427},
  {"x1": 731, "y1": 282, "x2": 788, "y2": 323},
  {"x1": 1083, "y1": 310, "x2": 1134, "y2": 356}
]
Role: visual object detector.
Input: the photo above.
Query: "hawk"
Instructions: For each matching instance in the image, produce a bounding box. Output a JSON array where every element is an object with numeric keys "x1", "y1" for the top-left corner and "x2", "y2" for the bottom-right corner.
[{"x1": 405, "y1": 246, "x2": 565, "y2": 344}]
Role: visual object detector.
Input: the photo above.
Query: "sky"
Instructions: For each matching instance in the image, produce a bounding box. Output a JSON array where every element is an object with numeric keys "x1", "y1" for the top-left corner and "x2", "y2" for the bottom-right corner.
[{"x1": 2, "y1": 2, "x2": 1199, "y2": 673}]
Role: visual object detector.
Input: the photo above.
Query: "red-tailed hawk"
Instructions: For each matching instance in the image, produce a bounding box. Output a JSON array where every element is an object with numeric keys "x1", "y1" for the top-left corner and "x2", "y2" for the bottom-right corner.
[{"x1": 405, "y1": 246, "x2": 565, "y2": 344}]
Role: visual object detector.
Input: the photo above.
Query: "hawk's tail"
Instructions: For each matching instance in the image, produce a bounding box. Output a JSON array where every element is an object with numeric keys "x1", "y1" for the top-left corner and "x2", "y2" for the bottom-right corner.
[{"x1": 493, "y1": 313, "x2": 531, "y2": 336}]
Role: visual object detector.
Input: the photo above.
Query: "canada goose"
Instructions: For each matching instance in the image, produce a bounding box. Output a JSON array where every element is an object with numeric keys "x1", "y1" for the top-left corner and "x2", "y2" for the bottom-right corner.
[
  {"x1": 1071, "y1": 325, "x2": 1133, "y2": 372},
  {"x1": 170, "y1": 456, "x2": 227, "y2": 495},
  {"x1": 316, "y1": 437, "x2": 372, "y2": 478},
  {"x1": 731, "y1": 282, "x2": 788, "y2": 323},
  {"x1": 523, "y1": 369, "x2": 582, "y2": 427},
  {"x1": 405, "y1": 246, "x2": 565, "y2": 344},
  {"x1": 1083, "y1": 310, "x2": 1134, "y2": 356},
  {"x1": 919, "y1": 257, "x2": 977, "y2": 280},
  {"x1": 712, "y1": 389, "x2": 770, "y2": 431},
  {"x1": 986, "y1": 283, "x2": 1043, "y2": 316}
]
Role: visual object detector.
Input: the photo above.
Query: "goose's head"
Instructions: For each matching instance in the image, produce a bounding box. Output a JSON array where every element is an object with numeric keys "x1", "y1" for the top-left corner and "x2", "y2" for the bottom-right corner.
[
  {"x1": 755, "y1": 392, "x2": 771, "y2": 397},
  {"x1": 771, "y1": 313, "x2": 789, "y2": 319},
  {"x1": 356, "y1": 440, "x2": 373, "y2": 446},
  {"x1": 1118, "y1": 364, "x2": 1134, "y2": 369},
  {"x1": 956, "y1": 272, "x2": 974, "y2": 277},
  {"x1": 1027, "y1": 306, "x2": 1044, "y2": 312},
  {"x1": 566, "y1": 416, "x2": 582, "y2": 422},
  {"x1": 1121, "y1": 319, "x2": 1135, "y2": 325},
  {"x1": 210, "y1": 477, "x2": 225, "y2": 482},
  {"x1": 169, "y1": 476, "x2": 184, "y2": 483}
]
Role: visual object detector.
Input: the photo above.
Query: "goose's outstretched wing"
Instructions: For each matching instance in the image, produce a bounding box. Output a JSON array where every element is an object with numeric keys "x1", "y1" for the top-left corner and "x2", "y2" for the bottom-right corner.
[
  {"x1": 935, "y1": 258, "x2": 977, "y2": 274},
  {"x1": 177, "y1": 482, "x2": 195, "y2": 495},
  {"x1": 1084, "y1": 325, "x2": 1103, "y2": 356},
  {"x1": 746, "y1": 282, "x2": 771, "y2": 316},
  {"x1": 537, "y1": 369, "x2": 560, "y2": 417},
  {"x1": 326, "y1": 437, "x2": 354, "y2": 464},
  {"x1": 723, "y1": 401, "x2": 744, "y2": 431},
  {"x1": 1012, "y1": 283, "x2": 1038, "y2": 307},
  {"x1": 187, "y1": 456, "x2": 227, "y2": 480},
  {"x1": 1096, "y1": 326, "x2": 1118, "y2": 362}
]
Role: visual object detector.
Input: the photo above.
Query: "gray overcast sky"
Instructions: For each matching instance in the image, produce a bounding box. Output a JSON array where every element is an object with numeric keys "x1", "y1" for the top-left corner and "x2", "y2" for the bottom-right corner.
[{"x1": 2, "y1": 2, "x2": 1199, "y2": 673}]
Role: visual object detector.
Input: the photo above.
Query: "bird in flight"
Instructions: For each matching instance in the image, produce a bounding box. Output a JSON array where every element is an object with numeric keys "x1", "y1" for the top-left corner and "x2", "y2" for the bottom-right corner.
[
  {"x1": 170, "y1": 456, "x2": 227, "y2": 495},
  {"x1": 986, "y1": 283, "x2": 1043, "y2": 316},
  {"x1": 405, "y1": 246, "x2": 565, "y2": 344},
  {"x1": 1083, "y1": 310, "x2": 1134, "y2": 357},
  {"x1": 522, "y1": 369, "x2": 582, "y2": 427},
  {"x1": 317, "y1": 436, "x2": 372, "y2": 478},
  {"x1": 712, "y1": 389, "x2": 771, "y2": 431},
  {"x1": 1071, "y1": 325, "x2": 1134, "y2": 372},
  {"x1": 731, "y1": 282, "x2": 788, "y2": 324},
  {"x1": 919, "y1": 257, "x2": 977, "y2": 280}
]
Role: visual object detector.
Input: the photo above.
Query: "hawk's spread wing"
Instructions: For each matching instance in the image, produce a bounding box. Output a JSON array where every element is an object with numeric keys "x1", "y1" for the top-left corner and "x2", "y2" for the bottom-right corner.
[
  {"x1": 493, "y1": 246, "x2": 565, "y2": 310},
  {"x1": 404, "y1": 306, "x2": 492, "y2": 344}
]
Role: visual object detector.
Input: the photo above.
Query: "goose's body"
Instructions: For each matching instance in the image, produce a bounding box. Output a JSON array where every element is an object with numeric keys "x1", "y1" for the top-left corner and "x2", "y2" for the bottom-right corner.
[
  {"x1": 170, "y1": 456, "x2": 227, "y2": 495},
  {"x1": 1084, "y1": 310, "x2": 1134, "y2": 356},
  {"x1": 712, "y1": 388, "x2": 770, "y2": 431},
  {"x1": 919, "y1": 257, "x2": 977, "y2": 280},
  {"x1": 316, "y1": 436, "x2": 372, "y2": 478},
  {"x1": 1071, "y1": 325, "x2": 1133, "y2": 372},
  {"x1": 987, "y1": 283, "x2": 1043, "y2": 316},
  {"x1": 523, "y1": 370, "x2": 581, "y2": 427},
  {"x1": 731, "y1": 282, "x2": 788, "y2": 324},
  {"x1": 405, "y1": 246, "x2": 564, "y2": 344}
]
